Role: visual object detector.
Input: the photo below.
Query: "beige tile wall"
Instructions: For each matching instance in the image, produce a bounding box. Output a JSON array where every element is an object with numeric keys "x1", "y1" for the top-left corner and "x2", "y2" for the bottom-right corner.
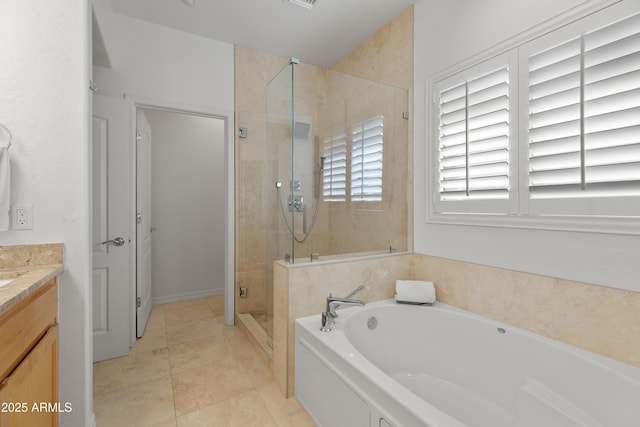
[
  {"x1": 330, "y1": 6, "x2": 414, "y2": 256},
  {"x1": 319, "y1": 74, "x2": 409, "y2": 256},
  {"x1": 414, "y1": 254, "x2": 640, "y2": 369},
  {"x1": 234, "y1": 5, "x2": 414, "y2": 317},
  {"x1": 273, "y1": 252, "x2": 415, "y2": 397},
  {"x1": 235, "y1": 46, "x2": 289, "y2": 316},
  {"x1": 332, "y1": 7, "x2": 413, "y2": 90},
  {"x1": 274, "y1": 252, "x2": 640, "y2": 398}
]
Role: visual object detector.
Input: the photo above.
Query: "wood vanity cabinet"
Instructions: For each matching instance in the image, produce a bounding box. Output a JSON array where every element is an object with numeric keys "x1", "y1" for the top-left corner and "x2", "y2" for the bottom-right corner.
[{"x1": 0, "y1": 279, "x2": 59, "y2": 427}]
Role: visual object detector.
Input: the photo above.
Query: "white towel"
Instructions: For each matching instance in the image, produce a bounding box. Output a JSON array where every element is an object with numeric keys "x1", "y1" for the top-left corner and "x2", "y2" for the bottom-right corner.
[
  {"x1": 395, "y1": 280, "x2": 436, "y2": 304},
  {"x1": 0, "y1": 147, "x2": 10, "y2": 231}
]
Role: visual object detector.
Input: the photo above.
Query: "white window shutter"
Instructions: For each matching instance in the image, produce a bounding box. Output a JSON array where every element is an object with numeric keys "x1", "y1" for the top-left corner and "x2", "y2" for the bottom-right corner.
[
  {"x1": 438, "y1": 66, "x2": 511, "y2": 201},
  {"x1": 322, "y1": 131, "x2": 347, "y2": 201},
  {"x1": 584, "y1": 12, "x2": 640, "y2": 196},
  {"x1": 351, "y1": 116, "x2": 384, "y2": 202},
  {"x1": 528, "y1": 12, "x2": 640, "y2": 201}
]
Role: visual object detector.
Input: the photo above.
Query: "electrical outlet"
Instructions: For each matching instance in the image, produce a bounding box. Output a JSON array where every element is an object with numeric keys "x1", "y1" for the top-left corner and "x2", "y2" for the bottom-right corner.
[{"x1": 12, "y1": 204, "x2": 33, "y2": 230}]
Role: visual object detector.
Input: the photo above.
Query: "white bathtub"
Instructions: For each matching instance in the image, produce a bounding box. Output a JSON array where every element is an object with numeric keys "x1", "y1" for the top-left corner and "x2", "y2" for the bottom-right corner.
[{"x1": 295, "y1": 299, "x2": 640, "y2": 427}]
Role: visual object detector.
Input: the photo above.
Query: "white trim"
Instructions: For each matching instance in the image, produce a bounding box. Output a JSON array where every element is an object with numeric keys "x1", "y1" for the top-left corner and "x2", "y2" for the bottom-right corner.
[
  {"x1": 124, "y1": 94, "x2": 236, "y2": 328},
  {"x1": 428, "y1": 211, "x2": 640, "y2": 236},
  {"x1": 426, "y1": 0, "x2": 640, "y2": 235}
]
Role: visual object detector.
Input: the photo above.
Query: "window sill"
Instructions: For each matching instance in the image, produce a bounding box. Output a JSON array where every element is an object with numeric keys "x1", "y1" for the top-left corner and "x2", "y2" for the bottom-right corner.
[{"x1": 427, "y1": 210, "x2": 640, "y2": 236}]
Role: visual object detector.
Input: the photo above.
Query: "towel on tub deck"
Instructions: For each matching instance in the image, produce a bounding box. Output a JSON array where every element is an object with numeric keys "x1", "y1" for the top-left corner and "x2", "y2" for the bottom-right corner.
[
  {"x1": 0, "y1": 147, "x2": 9, "y2": 231},
  {"x1": 395, "y1": 280, "x2": 436, "y2": 304}
]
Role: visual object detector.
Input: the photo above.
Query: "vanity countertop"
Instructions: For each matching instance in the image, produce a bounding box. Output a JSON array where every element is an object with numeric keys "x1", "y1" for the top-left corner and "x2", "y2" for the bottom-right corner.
[
  {"x1": 0, "y1": 265, "x2": 64, "y2": 315},
  {"x1": 0, "y1": 243, "x2": 64, "y2": 315}
]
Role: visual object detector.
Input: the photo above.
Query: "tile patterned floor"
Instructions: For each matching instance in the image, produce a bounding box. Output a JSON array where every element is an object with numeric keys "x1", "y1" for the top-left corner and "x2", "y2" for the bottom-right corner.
[{"x1": 93, "y1": 296, "x2": 315, "y2": 426}]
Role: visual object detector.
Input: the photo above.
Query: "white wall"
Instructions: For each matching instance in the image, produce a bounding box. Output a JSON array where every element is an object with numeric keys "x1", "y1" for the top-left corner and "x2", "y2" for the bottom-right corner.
[
  {"x1": 92, "y1": 5, "x2": 234, "y2": 112},
  {"x1": 143, "y1": 109, "x2": 227, "y2": 303},
  {"x1": 92, "y1": 0, "x2": 236, "y2": 325},
  {"x1": 90, "y1": 2, "x2": 235, "y2": 420},
  {"x1": 0, "y1": 1, "x2": 92, "y2": 426},
  {"x1": 413, "y1": 0, "x2": 640, "y2": 292}
]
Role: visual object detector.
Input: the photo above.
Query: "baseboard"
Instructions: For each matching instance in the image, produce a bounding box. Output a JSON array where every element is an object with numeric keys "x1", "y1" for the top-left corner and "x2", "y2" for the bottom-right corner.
[{"x1": 152, "y1": 288, "x2": 224, "y2": 305}]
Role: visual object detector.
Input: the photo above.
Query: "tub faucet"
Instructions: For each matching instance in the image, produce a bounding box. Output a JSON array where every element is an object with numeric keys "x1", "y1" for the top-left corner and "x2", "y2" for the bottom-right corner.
[{"x1": 320, "y1": 287, "x2": 365, "y2": 332}]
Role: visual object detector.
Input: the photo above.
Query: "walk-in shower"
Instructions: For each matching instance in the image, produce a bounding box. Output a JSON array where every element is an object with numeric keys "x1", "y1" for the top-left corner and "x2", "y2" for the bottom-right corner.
[{"x1": 243, "y1": 57, "x2": 409, "y2": 348}]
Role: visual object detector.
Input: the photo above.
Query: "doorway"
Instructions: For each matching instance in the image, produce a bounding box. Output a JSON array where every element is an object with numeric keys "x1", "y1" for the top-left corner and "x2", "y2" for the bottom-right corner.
[
  {"x1": 92, "y1": 95, "x2": 234, "y2": 363},
  {"x1": 139, "y1": 108, "x2": 227, "y2": 307}
]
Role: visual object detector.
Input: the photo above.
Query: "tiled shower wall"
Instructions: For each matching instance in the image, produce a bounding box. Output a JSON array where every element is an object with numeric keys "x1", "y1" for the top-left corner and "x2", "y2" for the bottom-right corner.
[
  {"x1": 234, "y1": 6, "x2": 414, "y2": 317},
  {"x1": 235, "y1": 47, "x2": 288, "y2": 316}
]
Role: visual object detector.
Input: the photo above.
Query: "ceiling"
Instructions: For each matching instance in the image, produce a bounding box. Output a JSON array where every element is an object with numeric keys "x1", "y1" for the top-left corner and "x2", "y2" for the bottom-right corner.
[{"x1": 108, "y1": 0, "x2": 416, "y2": 67}]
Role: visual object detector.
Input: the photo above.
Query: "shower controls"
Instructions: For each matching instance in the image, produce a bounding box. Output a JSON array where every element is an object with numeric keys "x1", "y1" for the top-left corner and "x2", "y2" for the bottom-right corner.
[
  {"x1": 291, "y1": 180, "x2": 302, "y2": 191},
  {"x1": 239, "y1": 287, "x2": 247, "y2": 298},
  {"x1": 288, "y1": 195, "x2": 305, "y2": 212}
]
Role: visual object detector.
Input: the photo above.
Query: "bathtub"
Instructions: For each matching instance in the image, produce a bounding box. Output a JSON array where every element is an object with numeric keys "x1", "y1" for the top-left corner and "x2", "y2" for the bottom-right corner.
[{"x1": 294, "y1": 299, "x2": 640, "y2": 427}]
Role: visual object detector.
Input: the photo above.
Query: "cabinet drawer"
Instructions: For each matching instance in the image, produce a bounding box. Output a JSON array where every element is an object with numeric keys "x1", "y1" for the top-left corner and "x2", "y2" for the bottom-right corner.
[
  {"x1": 0, "y1": 324, "x2": 58, "y2": 427},
  {"x1": 0, "y1": 280, "x2": 57, "y2": 380}
]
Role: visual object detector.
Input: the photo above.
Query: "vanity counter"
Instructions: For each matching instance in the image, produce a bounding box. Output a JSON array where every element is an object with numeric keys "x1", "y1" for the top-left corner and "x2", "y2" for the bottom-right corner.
[
  {"x1": 0, "y1": 243, "x2": 62, "y2": 426},
  {"x1": 0, "y1": 264, "x2": 64, "y2": 315},
  {"x1": 0, "y1": 243, "x2": 64, "y2": 315}
]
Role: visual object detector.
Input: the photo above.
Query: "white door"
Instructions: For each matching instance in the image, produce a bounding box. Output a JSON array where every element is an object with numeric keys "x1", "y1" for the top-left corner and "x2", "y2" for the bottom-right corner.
[
  {"x1": 136, "y1": 109, "x2": 153, "y2": 337},
  {"x1": 92, "y1": 95, "x2": 132, "y2": 362}
]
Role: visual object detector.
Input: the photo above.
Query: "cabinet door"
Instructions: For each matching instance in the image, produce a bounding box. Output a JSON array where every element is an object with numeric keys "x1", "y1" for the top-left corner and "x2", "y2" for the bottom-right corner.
[{"x1": 0, "y1": 325, "x2": 58, "y2": 427}]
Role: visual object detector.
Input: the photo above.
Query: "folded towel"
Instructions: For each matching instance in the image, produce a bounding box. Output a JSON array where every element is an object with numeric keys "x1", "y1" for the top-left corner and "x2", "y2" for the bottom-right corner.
[
  {"x1": 0, "y1": 147, "x2": 10, "y2": 231},
  {"x1": 395, "y1": 280, "x2": 436, "y2": 304}
]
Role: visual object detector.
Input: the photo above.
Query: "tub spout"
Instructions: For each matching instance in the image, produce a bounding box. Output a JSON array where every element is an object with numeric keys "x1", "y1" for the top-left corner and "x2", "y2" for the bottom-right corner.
[
  {"x1": 327, "y1": 296, "x2": 365, "y2": 314},
  {"x1": 320, "y1": 293, "x2": 365, "y2": 332},
  {"x1": 330, "y1": 285, "x2": 365, "y2": 311}
]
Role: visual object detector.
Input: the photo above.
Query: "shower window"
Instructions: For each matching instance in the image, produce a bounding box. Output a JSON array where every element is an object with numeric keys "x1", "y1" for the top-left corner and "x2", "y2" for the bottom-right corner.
[
  {"x1": 322, "y1": 131, "x2": 348, "y2": 202},
  {"x1": 351, "y1": 115, "x2": 384, "y2": 202},
  {"x1": 322, "y1": 115, "x2": 385, "y2": 203}
]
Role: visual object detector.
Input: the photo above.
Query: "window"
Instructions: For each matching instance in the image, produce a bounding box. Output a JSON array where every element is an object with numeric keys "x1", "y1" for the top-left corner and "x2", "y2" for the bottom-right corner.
[
  {"x1": 429, "y1": 3, "x2": 640, "y2": 232},
  {"x1": 322, "y1": 131, "x2": 347, "y2": 202},
  {"x1": 438, "y1": 63, "x2": 511, "y2": 204},
  {"x1": 434, "y1": 53, "x2": 516, "y2": 214},
  {"x1": 527, "y1": 11, "x2": 640, "y2": 216},
  {"x1": 322, "y1": 115, "x2": 385, "y2": 203},
  {"x1": 351, "y1": 116, "x2": 384, "y2": 202}
]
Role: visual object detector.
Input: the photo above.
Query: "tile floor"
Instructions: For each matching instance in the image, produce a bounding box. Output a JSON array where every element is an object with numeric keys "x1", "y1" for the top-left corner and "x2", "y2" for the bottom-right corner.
[{"x1": 93, "y1": 296, "x2": 315, "y2": 426}]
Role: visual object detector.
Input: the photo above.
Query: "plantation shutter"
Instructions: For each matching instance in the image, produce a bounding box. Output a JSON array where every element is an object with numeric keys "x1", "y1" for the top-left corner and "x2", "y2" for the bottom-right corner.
[
  {"x1": 322, "y1": 131, "x2": 347, "y2": 201},
  {"x1": 528, "y1": 12, "x2": 640, "y2": 200},
  {"x1": 438, "y1": 66, "x2": 511, "y2": 201},
  {"x1": 351, "y1": 116, "x2": 384, "y2": 202}
]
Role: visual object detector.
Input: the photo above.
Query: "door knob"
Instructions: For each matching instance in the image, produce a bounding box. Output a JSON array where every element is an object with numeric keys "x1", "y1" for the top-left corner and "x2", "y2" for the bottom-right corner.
[{"x1": 101, "y1": 237, "x2": 125, "y2": 247}]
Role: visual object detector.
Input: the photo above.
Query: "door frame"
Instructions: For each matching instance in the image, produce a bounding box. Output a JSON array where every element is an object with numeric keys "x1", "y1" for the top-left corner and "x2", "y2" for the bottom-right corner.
[{"x1": 125, "y1": 94, "x2": 235, "y2": 345}]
